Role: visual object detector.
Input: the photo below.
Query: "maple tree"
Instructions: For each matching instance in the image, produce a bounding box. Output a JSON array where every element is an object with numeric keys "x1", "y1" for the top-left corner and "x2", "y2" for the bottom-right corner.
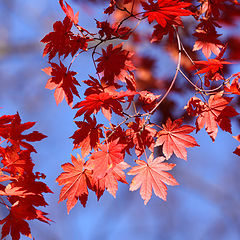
[{"x1": 1, "y1": 0, "x2": 240, "y2": 239}]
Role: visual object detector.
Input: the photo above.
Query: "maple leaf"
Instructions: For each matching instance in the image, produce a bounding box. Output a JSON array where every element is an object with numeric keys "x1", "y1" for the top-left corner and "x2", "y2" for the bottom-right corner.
[
  {"x1": 228, "y1": 37, "x2": 240, "y2": 61},
  {"x1": 0, "y1": 112, "x2": 50, "y2": 240},
  {"x1": 233, "y1": 135, "x2": 240, "y2": 156},
  {"x1": 96, "y1": 44, "x2": 135, "y2": 85},
  {"x1": 184, "y1": 97, "x2": 204, "y2": 116},
  {"x1": 126, "y1": 118, "x2": 157, "y2": 157},
  {"x1": 10, "y1": 175, "x2": 53, "y2": 208},
  {"x1": 128, "y1": 154, "x2": 179, "y2": 204},
  {"x1": 141, "y1": 0, "x2": 192, "y2": 27},
  {"x1": 103, "y1": 162, "x2": 130, "y2": 197},
  {"x1": 0, "y1": 145, "x2": 34, "y2": 175},
  {"x1": 70, "y1": 116, "x2": 103, "y2": 157},
  {"x1": 56, "y1": 154, "x2": 93, "y2": 213},
  {"x1": 0, "y1": 213, "x2": 31, "y2": 240},
  {"x1": 194, "y1": 58, "x2": 231, "y2": 75},
  {"x1": 0, "y1": 173, "x2": 14, "y2": 182},
  {"x1": 155, "y1": 118, "x2": 199, "y2": 160},
  {"x1": 83, "y1": 76, "x2": 104, "y2": 96},
  {"x1": 87, "y1": 139, "x2": 125, "y2": 179},
  {"x1": 194, "y1": 50, "x2": 231, "y2": 86},
  {"x1": 193, "y1": 30, "x2": 223, "y2": 59},
  {"x1": 42, "y1": 61, "x2": 80, "y2": 107},
  {"x1": 41, "y1": 17, "x2": 89, "y2": 60},
  {"x1": 41, "y1": 17, "x2": 73, "y2": 60},
  {"x1": 35, "y1": 210, "x2": 52, "y2": 224},
  {"x1": 59, "y1": 0, "x2": 79, "y2": 25},
  {"x1": 0, "y1": 185, "x2": 33, "y2": 197},
  {"x1": 0, "y1": 115, "x2": 14, "y2": 126},
  {"x1": 0, "y1": 113, "x2": 47, "y2": 153},
  {"x1": 105, "y1": 126, "x2": 133, "y2": 155},
  {"x1": 92, "y1": 161, "x2": 130, "y2": 199},
  {"x1": 0, "y1": 199, "x2": 51, "y2": 240},
  {"x1": 138, "y1": 90, "x2": 161, "y2": 112},
  {"x1": 125, "y1": 71, "x2": 137, "y2": 91},
  {"x1": 224, "y1": 75, "x2": 240, "y2": 95},
  {"x1": 74, "y1": 91, "x2": 133, "y2": 121},
  {"x1": 151, "y1": 17, "x2": 182, "y2": 42},
  {"x1": 194, "y1": 93, "x2": 238, "y2": 141},
  {"x1": 104, "y1": 0, "x2": 116, "y2": 14},
  {"x1": 96, "y1": 20, "x2": 131, "y2": 40}
]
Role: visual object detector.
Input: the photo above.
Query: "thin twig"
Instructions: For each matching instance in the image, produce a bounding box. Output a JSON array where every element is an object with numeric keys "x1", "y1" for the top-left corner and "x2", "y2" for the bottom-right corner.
[{"x1": 142, "y1": 26, "x2": 182, "y2": 123}]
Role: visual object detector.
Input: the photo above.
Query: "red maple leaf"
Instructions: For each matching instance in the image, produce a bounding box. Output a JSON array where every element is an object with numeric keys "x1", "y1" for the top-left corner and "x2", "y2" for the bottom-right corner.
[
  {"x1": 0, "y1": 199, "x2": 51, "y2": 240},
  {"x1": 105, "y1": 126, "x2": 133, "y2": 155},
  {"x1": 42, "y1": 61, "x2": 80, "y2": 107},
  {"x1": 87, "y1": 139, "x2": 125, "y2": 179},
  {"x1": 59, "y1": 0, "x2": 79, "y2": 25},
  {"x1": 41, "y1": 16, "x2": 90, "y2": 60},
  {"x1": 128, "y1": 154, "x2": 179, "y2": 204},
  {"x1": 194, "y1": 93, "x2": 238, "y2": 141},
  {"x1": 193, "y1": 30, "x2": 223, "y2": 59},
  {"x1": 0, "y1": 193, "x2": 51, "y2": 240},
  {"x1": 104, "y1": 0, "x2": 116, "y2": 15},
  {"x1": 10, "y1": 175, "x2": 53, "y2": 208},
  {"x1": 184, "y1": 97, "x2": 204, "y2": 116},
  {"x1": 96, "y1": 44, "x2": 135, "y2": 85},
  {"x1": 151, "y1": 16, "x2": 182, "y2": 42},
  {"x1": 91, "y1": 161, "x2": 130, "y2": 199},
  {"x1": 126, "y1": 118, "x2": 157, "y2": 157},
  {"x1": 224, "y1": 75, "x2": 240, "y2": 95},
  {"x1": 0, "y1": 145, "x2": 34, "y2": 175},
  {"x1": 0, "y1": 115, "x2": 14, "y2": 126},
  {"x1": 0, "y1": 113, "x2": 46, "y2": 153},
  {"x1": 141, "y1": 0, "x2": 192, "y2": 27},
  {"x1": 0, "y1": 212, "x2": 32, "y2": 240},
  {"x1": 138, "y1": 90, "x2": 161, "y2": 112},
  {"x1": 74, "y1": 91, "x2": 134, "y2": 121},
  {"x1": 56, "y1": 154, "x2": 93, "y2": 213},
  {"x1": 155, "y1": 118, "x2": 199, "y2": 160},
  {"x1": 0, "y1": 112, "x2": 51, "y2": 240},
  {"x1": 194, "y1": 58, "x2": 231, "y2": 75},
  {"x1": 233, "y1": 135, "x2": 240, "y2": 156},
  {"x1": 41, "y1": 17, "x2": 73, "y2": 60},
  {"x1": 0, "y1": 174, "x2": 14, "y2": 183},
  {"x1": 70, "y1": 116, "x2": 103, "y2": 157},
  {"x1": 0, "y1": 185, "x2": 33, "y2": 197},
  {"x1": 194, "y1": 53, "x2": 231, "y2": 86},
  {"x1": 102, "y1": 162, "x2": 130, "y2": 197},
  {"x1": 83, "y1": 76, "x2": 104, "y2": 96},
  {"x1": 96, "y1": 20, "x2": 131, "y2": 40},
  {"x1": 125, "y1": 71, "x2": 137, "y2": 91}
]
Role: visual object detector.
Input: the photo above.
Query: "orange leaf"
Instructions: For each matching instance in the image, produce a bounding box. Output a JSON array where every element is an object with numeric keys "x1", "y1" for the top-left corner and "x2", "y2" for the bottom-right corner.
[
  {"x1": 56, "y1": 154, "x2": 92, "y2": 213},
  {"x1": 87, "y1": 139, "x2": 125, "y2": 179},
  {"x1": 155, "y1": 118, "x2": 199, "y2": 160},
  {"x1": 128, "y1": 154, "x2": 178, "y2": 204},
  {"x1": 92, "y1": 162, "x2": 130, "y2": 199},
  {"x1": 195, "y1": 93, "x2": 238, "y2": 141}
]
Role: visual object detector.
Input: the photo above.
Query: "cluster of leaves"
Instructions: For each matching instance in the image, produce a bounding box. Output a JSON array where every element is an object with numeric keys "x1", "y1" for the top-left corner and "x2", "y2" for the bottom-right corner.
[
  {"x1": 0, "y1": 113, "x2": 51, "y2": 240},
  {"x1": 2, "y1": 0, "x2": 240, "y2": 239},
  {"x1": 40, "y1": 0, "x2": 240, "y2": 215}
]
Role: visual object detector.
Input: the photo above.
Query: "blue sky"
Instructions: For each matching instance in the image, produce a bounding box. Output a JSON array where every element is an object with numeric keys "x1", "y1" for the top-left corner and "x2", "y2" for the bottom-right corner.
[{"x1": 0, "y1": 1, "x2": 240, "y2": 240}]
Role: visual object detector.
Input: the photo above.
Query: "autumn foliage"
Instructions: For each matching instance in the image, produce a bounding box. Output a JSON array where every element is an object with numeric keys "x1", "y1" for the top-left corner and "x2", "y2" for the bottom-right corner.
[
  {"x1": 1, "y1": 0, "x2": 240, "y2": 239},
  {"x1": 0, "y1": 113, "x2": 51, "y2": 240}
]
